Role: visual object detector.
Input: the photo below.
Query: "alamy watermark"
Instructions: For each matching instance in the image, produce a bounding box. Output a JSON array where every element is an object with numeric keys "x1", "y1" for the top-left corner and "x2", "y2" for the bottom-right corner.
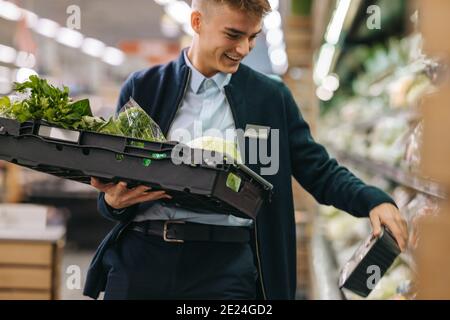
[
  {"x1": 169, "y1": 121, "x2": 280, "y2": 176},
  {"x1": 66, "y1": 5, "x2": 81, "y2": 30},
  {"x1": 66, "y1": 264, "x2": 82, "y2": 290},
  {"x1": 366, "y1": 5, "x2": 381, "y2": 30},
  {"x1": 366, "y1": 265, "x2": 381, "y2": 290}
]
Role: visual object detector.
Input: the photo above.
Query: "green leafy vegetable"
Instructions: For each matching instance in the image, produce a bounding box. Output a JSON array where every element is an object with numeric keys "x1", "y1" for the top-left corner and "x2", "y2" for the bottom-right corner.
[
  {"x1": 97, "y1": 117, "x2": 123, "y2": 136},
  {"x1": 2, "y1": 75, "x2": 92, "y2": 129},
  {"x1": 116, "y1": 105, "x2": 166, "y2": 142},
  {"x1": 0, "y1": 75, "x2": 168, "y2": 144}
]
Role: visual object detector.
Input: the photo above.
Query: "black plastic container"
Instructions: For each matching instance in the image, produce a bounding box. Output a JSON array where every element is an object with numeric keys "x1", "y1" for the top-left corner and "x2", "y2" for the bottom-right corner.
[
  {"x1": 338, "y1": 226, "x2": 401, "y2": 297},
  {"x1": 0, "y1": 117, "x2": 273, "y2": 219}
]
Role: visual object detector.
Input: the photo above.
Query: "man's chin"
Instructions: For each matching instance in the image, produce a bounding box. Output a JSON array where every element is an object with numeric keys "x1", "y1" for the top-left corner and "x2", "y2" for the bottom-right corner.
[{"x1": 220, "y1": 63, "x2": 240, "y2": 74}]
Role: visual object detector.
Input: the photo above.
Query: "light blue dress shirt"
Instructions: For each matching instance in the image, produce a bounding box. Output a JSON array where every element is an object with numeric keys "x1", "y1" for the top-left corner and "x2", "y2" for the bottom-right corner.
[{"x1": 133, "y1": 50, "x2": 253, "y2": 226}]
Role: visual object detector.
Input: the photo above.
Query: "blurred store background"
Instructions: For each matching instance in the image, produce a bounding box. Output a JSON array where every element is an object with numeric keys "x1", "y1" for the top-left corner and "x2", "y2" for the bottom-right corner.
[{"x1": 0, "y1": 0, "x2": 449, "y2": 300}]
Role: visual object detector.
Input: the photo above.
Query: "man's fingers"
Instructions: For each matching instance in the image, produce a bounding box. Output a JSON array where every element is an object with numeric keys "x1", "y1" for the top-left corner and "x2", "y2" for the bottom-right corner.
[
  {"x1": 369, "y1": 204, "x2": 409, "y2": 252},
  {"x1": 133, "y1": 190, "x2": 169, "y2": 204},
  {"x1": 370, "y1": 214, "x2": 382, "y2": 238},
  {"x1": 388, "y1": 222, "x2": 407, "y2": 251},
  {"x1": 115, "y1": 181, "x2": 128, "y2": 194},
  {"x1": 91, "y1": 177, "x2": 115, "y2": 192},
  {"x1": 99, "y1": 179, "x2": 173, "y2": 209},
  {"x1": 131, "y1": 185, "x2": 152, "y2": 195},
  {"x1": 399, "y1": 220, "x2": 409, "y2": 249},
  {"x1": 392, "y1": 213, "x2": 409, "y2": 250},
  {"x1": 121, "y1": 185, "x2": 152, "y2": 202},
  {"x1": 399, "y1": 218, "x2": 409, "y2": 243}
]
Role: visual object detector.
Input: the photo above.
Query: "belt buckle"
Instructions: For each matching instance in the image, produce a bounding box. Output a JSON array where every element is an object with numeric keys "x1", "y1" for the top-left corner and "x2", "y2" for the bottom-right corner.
[{"x1": 163, "y1": 220, "x2": 185, "y2": 243}]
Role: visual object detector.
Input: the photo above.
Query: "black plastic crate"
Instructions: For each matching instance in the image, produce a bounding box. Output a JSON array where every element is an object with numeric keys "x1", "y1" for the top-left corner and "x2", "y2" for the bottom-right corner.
[
  {"x1": 338, "y1": 227, "x2": 401, "y2": 297},
  {"x1": 0, "y1": 117, "x2": 273, "y2": 219}
]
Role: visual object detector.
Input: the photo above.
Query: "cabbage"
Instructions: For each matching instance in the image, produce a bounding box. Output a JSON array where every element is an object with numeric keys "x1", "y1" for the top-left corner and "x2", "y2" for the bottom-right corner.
[{"x1": 186, "y1": 136, "x2": 242, "y2": 163}]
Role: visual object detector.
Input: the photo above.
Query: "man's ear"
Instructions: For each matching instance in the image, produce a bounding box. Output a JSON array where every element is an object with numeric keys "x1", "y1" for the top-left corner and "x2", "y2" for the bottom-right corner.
[{"x1": 191, "y1": 10, "x2": 202, "y2": 34}]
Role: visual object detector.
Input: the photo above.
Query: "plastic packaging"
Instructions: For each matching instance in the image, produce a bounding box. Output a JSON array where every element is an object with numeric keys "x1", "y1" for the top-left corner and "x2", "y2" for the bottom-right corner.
[
  {"x1": 339, "y1": 226, "x2": 401, "y2": 297},
  {"x1": 114, "y1": 98, "x2": 166, "y2": 142}
]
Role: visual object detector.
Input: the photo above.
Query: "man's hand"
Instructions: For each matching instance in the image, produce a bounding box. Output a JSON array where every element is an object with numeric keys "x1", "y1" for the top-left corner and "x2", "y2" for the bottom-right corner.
[
  {"x1": 91, "y1": 177, "x2": 172, "y2": 210},
  {"x1": 369, "y1": 203, "x2": 409, "y2": 252}
]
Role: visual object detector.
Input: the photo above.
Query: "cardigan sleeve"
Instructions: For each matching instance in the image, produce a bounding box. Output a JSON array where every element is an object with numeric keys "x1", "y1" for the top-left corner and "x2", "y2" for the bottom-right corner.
[{"x1": 283, "y1": 84, "x2": 397, "y2": 217}]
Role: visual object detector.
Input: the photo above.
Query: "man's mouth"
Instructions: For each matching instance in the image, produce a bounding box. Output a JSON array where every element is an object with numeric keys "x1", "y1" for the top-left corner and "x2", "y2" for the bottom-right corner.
[{"x1": 224, "y1": 53, "x2": 241, "y2": 62}]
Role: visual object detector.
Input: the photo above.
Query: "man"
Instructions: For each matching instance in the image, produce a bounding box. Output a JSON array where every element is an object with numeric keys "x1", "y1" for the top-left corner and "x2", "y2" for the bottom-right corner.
[{"x1": 85, "y1": 0, "x2": 408, "y2": 300}]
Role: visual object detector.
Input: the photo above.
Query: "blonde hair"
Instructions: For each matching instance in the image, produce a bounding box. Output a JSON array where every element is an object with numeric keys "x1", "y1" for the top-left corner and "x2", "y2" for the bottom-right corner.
[{"x1": 192, "y1": 0, "x2": 272, "y2": 18}]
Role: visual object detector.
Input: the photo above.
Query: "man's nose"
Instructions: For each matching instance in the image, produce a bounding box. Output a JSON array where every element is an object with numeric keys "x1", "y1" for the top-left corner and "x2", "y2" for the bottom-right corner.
[{"x1": 236, "y1": 39, "x2": 251, "y2": 57}]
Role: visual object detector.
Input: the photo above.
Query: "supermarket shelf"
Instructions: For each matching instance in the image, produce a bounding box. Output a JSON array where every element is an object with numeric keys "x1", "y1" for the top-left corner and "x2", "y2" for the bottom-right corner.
[
  {"x1": 310, "y1": 219, "x2": 346, "y2": 300},
  {"x1": 22, "y1": 179, "x2": 98, "y2": 200},
  {"x1": 353, "y1": 109, "x2": 421, "y2": 132},
  {"x1": 329, "y1": 148, "x2": 447, "y2": 200},
  {"x1": 24, "y1": 190, "x2": 98, "y2": 200}
]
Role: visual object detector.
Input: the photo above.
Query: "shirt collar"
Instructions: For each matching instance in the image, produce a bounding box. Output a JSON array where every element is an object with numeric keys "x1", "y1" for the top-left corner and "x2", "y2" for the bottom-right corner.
[{"x1": 183, "y1": 49, "x2": 231, "y2": 93}]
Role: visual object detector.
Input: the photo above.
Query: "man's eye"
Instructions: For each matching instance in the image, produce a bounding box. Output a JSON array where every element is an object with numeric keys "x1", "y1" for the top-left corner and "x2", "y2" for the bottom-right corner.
[{"x1": 226, "y1": 34, "x2": 240, "y2": 39}]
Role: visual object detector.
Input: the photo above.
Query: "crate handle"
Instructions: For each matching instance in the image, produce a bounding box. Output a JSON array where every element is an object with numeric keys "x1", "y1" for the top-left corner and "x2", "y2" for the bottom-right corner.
[
  {"x1": 237, "y1": 164, "x2": 273, "y2": 191},
  {"x1": 125, "y1": 138, "x2": 178, "y2": 152}
]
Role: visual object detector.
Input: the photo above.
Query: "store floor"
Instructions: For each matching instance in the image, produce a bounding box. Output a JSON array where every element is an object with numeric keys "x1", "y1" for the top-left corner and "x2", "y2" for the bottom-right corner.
[{"x1": 60, "y1": 250, "x2": 101, "y2": 300}]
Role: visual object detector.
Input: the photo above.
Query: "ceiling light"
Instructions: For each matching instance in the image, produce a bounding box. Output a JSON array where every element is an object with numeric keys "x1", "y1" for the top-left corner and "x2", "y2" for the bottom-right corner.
[
  {"x1": 266, "y1": 28, "x2": 284, "y2": 47},
  {"x1": 272, "y1": 62, "x2": 288, "y2": 75},
  {"x1": 0, "y1": 66, "x2": 11, "y2": 82},
  {"x1": 0, "y1": 44, "x2": 17, "y2": 64},
  {"x1": 325, "y1": 0, "x2": 351, "y2": 45},
  {"x1": 82, "y1": 37, "x2": 106, "y2": 57},
  {"x1": 322, "y1": 74, "x2": 340, "y2": 92},
  {"x1": 22, "y1": 9, "x2": 39, "y2": 29},
  {"x1": 103, "y1": 47, "x2": 125, "y2": 66},
  {"x1": 35, "y1": 18, "x2": 60, "y2": 38},
  {"x1": 314, "y1": 43, "x2": 335, "y2": 84},
  {"x1": 16, "y1": 67, "x2": 38, "y2": 83},
  {"x1": 270, "y1": 48, "x2": 287, "y2": 66},
  {"x1": 15, "y1": 51, "x2": 36, "y2": 68},
  {"x1": 268, "y1": 0, "x2": 279, "y2": 10},
  {"x1": 166, "y1": 1, "x2": 191, "y2": 25},
  {"x1": 264, "y1": 11, "x2": 281, "y2": 30},
  {"x1": 0, "y1": 1, "x2": 22, "y2": 21},
  {"x1": 316, "y1": 86, "x2": 334, "y2": 101},
  {"x1": 56, "y1": 27, "x2": 84, "y2": 48},
  {"x1": 154, "y1": 0, "x2": 174, "y2": 5}
]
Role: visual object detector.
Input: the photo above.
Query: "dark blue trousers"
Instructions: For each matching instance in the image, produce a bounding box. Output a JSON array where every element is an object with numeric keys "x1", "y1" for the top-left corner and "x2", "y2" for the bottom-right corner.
[{"x1": 102, "y1": 229, "x2": 258, "y2": 300}]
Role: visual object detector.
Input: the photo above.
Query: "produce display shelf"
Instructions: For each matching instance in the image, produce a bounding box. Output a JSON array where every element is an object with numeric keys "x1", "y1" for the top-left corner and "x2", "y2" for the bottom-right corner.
[
  {"x1": 329, "y1": 148, "x2": 446, "y2": 200},
  {"x1": 310, "y1": 219, "x2": 346, "y2": 300},
  {"x1": 353, "y1": 109, "x2": 420, "y2": 132}
]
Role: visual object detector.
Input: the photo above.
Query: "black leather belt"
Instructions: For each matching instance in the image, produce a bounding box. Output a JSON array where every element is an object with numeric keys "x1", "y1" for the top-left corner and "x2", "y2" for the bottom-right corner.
[{"x1": 129, "y1": 220, "x2": 251, "y2": 243}]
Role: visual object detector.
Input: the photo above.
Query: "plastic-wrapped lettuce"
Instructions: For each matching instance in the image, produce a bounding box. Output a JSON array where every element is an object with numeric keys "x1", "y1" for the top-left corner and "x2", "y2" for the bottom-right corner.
[
  {"x1": 115, "y1": 98, "x2": 166, "y2": 142},
  {"x1": 78, "y1": 98, "x2": 166, "y2": 143}
]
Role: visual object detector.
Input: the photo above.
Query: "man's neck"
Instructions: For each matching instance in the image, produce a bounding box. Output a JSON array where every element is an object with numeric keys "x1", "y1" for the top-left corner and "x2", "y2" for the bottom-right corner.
[{"x1": 187, "y1": 46, "x2": 218, "y2": 78}]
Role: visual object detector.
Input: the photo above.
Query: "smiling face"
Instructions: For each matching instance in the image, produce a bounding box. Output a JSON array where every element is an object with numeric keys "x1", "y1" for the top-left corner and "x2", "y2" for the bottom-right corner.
[{"x1": 188, "y1": 2, "x2": 264, "y2": 77}]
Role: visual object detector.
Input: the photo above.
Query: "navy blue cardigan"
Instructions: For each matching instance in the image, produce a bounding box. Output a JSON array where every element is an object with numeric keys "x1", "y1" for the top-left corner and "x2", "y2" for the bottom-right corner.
[{"x1": 83, "y1": 51, "x2": 396, "y2": 299}]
